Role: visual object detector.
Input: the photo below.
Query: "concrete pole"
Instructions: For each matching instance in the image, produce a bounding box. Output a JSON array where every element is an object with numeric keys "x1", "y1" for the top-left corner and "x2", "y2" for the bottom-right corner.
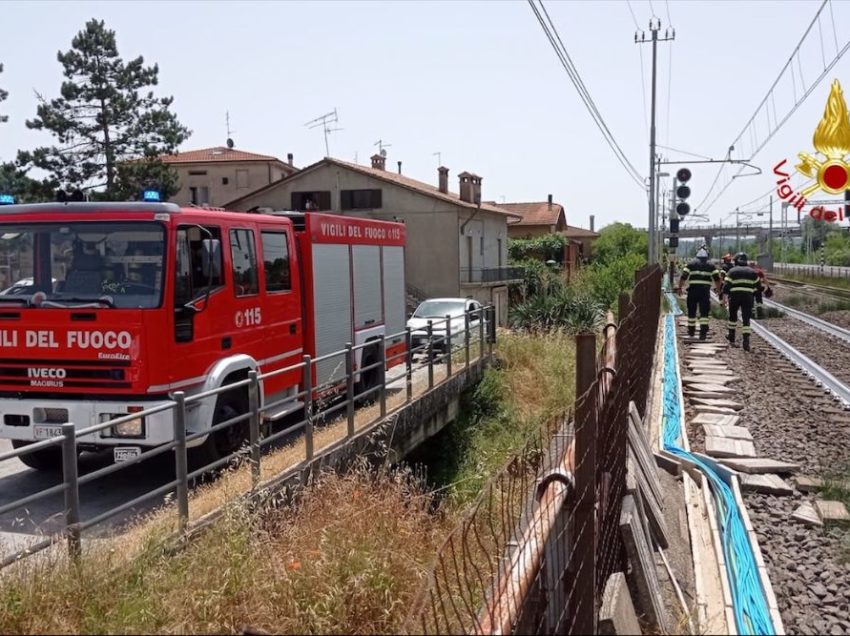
[{"x1": 647, "y1": 24, "x2": 659, "y2": 265}]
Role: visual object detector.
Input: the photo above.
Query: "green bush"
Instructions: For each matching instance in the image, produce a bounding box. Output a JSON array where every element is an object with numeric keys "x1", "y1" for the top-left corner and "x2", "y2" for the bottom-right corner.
[
  {"x1": 509, "y1": 286, "x2": 603, "y2": 333},
  {"x1": 573, "y1": 253, "x2": 646, "y2": 312}
]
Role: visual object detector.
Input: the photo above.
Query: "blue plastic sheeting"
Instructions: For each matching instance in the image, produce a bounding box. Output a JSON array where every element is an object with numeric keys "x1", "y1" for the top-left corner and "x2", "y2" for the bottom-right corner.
[{"x1": 660, "y1": 293, "x2": 774, "y2": 635}]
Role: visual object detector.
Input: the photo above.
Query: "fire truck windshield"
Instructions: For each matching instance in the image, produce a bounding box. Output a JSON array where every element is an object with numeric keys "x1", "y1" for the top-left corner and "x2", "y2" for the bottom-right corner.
[{"x1": 0, "y1": 222, "x2": 165, "y2": 309}]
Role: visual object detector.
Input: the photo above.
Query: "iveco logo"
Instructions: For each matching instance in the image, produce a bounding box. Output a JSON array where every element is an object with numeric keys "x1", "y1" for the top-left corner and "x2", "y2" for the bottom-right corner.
[{"x1": 27, "y1": 368, "x2": 67, "y2": 379}]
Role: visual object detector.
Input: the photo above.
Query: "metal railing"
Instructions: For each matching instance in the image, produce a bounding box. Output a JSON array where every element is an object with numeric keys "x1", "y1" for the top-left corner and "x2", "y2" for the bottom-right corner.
[
  {"x1": 0, "y1": 305, "x2": 497, "y2": 569},
  {"x1": 461, "y1": 266, "x2": 525, "y2": 284},
  {"x1": 409, "y1": 265, "x2": 663, "y2": 634}
]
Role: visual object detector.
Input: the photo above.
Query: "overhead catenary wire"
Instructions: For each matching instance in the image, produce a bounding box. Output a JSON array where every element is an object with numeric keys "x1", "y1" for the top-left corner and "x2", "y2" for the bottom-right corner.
[
  {"x1": 528, "y1": 0, "x2": 646, "y2": 190},
  {"x1": 696, "y1": 0, "x2": 849, "y2": 217},
  {"x1": 626, "y1": 0, "x2": 651, "y2": 140}
]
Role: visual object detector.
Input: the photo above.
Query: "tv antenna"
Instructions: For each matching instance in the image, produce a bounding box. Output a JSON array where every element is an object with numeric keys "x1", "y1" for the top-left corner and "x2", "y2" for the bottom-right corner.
[
  {"x1": 433, "y1": 151, "x2": 441, "y2": 166},
  {"x1": 374, "y1": 139, "x2": 391, "y2": 157},
  {"x1": 225, "y1": 111, "x2": 235, "y2": 148},
  {"x1": 305, "y1": 108, "x2": 340, "y2": 157}
]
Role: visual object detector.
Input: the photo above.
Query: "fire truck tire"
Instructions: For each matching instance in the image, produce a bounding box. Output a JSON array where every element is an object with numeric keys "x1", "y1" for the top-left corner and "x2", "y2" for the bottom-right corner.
[
  {"x1": 11, "y1": 440, "x2": 64, "y2": 472},
  {"x1": 193, "y1": 387, "x2": 249, "y2": 468},
  {"x1": 355, "y1": 345, "x2": 380, "y2": 405}
]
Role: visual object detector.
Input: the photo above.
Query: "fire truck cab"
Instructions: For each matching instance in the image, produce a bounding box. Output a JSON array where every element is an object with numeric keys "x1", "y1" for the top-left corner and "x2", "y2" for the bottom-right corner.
[{"x1": 0, "y1": 202, "x2": 406, "y2": 470}]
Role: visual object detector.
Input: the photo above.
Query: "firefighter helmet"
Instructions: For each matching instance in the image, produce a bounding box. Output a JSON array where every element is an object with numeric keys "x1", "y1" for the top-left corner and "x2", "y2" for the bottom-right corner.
[
  {"x1": 695, "y1": 247, "x2": 710, "y2": 261},
  {"x1": 734, "y1": 252, "x2": 749, "y2": 266},
  {"x1": 722, "y1": 253, "x2": 733, "y2": 263}
]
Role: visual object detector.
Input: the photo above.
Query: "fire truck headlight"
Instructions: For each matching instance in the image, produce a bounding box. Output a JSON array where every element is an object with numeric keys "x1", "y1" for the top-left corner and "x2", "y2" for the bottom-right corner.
[{"x1": 100, "y1": 410, "x2": 146, "y2": 438}]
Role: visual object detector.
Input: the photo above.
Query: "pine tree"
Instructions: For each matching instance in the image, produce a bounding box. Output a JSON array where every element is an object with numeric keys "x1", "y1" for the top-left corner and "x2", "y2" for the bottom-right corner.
[
  {"x1": 0, "y1": 63, "x2": 8, "y2": 124},
  {"x1": 18, "y1": 19, "x2": 190, "y2": 199}
]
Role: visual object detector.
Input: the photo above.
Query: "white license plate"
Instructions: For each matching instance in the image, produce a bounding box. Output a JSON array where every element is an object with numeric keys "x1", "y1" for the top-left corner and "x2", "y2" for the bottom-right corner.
[
  {"x1": 114, "y1": 447, "x2": 141, "y2": 463},
  {"x1": 33, "y1": 425, "x2": 63, "y2": 440}
]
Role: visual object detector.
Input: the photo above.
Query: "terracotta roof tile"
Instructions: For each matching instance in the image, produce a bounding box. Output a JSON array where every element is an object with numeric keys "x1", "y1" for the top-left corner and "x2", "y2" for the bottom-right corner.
[
  {"x1": 496, "y1": 201, "x2": 564, "y2": 226},
  {"x1": 327, "y1": 159, "x2": 520, "y2": 217},
  {"x1": 224, "y1": 157, "x2": 522, "y2": 218},
  {"x1": 561, "y1": 225, "x2": 600, "y2": 238},
  {"x1": 161, "y1": 146, "x2": 285, "y2": 164}
]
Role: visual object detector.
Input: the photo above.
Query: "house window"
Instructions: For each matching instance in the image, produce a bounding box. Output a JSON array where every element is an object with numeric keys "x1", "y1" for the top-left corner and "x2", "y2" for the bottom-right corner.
[
  {"x1": 188, "y1": 170, "x2": 207, "y2": 176},
  {"x1": 230, "y1": 229, "x2": 259, "y2": 297},
  {"x1": 480, "y1": 236, "x2": 485, "y2": 256},
  {"x1": 497, "y1": 238, "x2": 503, "y2": 267},
  {"x1": 189, "y1": 186, "x2": 209, "y2": 206},
  {"x1": 236, "y1": 169, "x2": 249, "y2": 190},
  {"x1": 261, "y1": 231, "x2": 291, "y2": 292},
  {"x1": 291, "y1": 191, "x2": 331, "y2": 211},
  {"x1": 222, "y1": 177, "x2": 229, "y2": 185},
  {"x1": 340, "y1": 189, "x2": 382, "y2": 210}
]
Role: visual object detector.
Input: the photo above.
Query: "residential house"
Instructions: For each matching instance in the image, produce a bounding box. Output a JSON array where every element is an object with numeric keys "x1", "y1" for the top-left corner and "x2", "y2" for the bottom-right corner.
[
  {"x1": 501, "y1": 197, "x2": 600, "y2": 273},
  {"x1": 161, "y1": 146, "x2": 298, "y2": 208},
  {"x1": 224, "y1": 155, "x2": 523, "y2": 325}
]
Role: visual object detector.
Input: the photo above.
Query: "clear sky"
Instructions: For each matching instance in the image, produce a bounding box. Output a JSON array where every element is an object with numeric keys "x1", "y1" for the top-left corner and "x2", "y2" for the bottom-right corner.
[{"x1": 1, "y1": 0, "x2": 849, "y2": 230}]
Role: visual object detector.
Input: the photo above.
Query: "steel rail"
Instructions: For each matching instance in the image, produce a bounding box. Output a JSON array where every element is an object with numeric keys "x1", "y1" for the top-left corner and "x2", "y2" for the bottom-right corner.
[
  {"x1": 710, "y1": 290, "x2": 850, "y2": 405},
  {"x1": 762, "y1": 298, "x2": 850, "y2": 344},
  {"x1": 750, "y1": 320, "x2": 850, "y2": 407}
]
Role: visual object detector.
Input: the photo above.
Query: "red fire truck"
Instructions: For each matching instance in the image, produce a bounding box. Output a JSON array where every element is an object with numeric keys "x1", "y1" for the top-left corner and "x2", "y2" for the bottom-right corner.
[{"x1": 0, "y1": 201, "x2": 406, "y2": 469}]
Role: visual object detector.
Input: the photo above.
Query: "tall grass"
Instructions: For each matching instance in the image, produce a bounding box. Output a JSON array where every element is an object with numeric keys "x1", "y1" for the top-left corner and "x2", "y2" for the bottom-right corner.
[
  {"x1": 0, "y1": 465, "x2": 449, "y2": 635},
  {"x1": 423, "y1": 331, "x2": 577, "y2": 505}
]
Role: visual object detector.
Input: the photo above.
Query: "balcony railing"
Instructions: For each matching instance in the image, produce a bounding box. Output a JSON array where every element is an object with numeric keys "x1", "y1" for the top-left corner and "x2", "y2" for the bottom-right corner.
[{"x1": 461, "y1": 266, "x2": 525, "y2": 284}]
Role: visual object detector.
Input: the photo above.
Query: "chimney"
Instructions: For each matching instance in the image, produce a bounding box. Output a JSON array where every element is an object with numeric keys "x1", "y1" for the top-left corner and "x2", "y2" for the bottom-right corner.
[
  {"x1": 287, "y1": 153, "x2": 294, "y2": 167},
  {"x1": 397, "y1": 161, "x2": 402, "y2": 174},
  {"x1": 471, "y1": 174, "x2": 482, "y2": 205},
  {"x1": 590, "y1": 215, "x2": 595, "y2": 232},
  {"x1": 547, "y1": 194, "x2": 553, "y2": 209},
  {"x1": 438, "y1": 166, "x2": 449, "y2": 194},
  {"x1": 371, "y1": 153, "x2": 386, "y2": 171},
  {"x1": 458, "y1": 172, "x2": 473, "y2": 203}
]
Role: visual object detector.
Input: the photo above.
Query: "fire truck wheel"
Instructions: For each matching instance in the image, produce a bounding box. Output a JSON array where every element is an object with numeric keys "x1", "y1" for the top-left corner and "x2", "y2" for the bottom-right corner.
[
  {"x1": 355, "y1": 346, "x2": 380, "y2": 405},
  {"x1": 11, "y1": 440, "x2": 64, "y2": 472},
  {"x1": 193, "y1": 388, "x2": 249, "y2": 468}
]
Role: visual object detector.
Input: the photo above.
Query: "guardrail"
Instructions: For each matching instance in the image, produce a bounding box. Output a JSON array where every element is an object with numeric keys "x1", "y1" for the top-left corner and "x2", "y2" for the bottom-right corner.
[
  {"x1": 774, "y1": 262, "x2": 850, "y2": 279},
  {"x1": 0, "y1": 305, "x2": 497, "y2": 569},
  {"x1": 409, "y1": 265, "x2": 663, "y2": 634}
]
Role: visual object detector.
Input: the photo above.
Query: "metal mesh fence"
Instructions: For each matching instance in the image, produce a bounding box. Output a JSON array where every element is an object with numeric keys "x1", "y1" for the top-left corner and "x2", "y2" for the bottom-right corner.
[{"x1": 409, "y1": 265, "x2": 663, "y2": 635}]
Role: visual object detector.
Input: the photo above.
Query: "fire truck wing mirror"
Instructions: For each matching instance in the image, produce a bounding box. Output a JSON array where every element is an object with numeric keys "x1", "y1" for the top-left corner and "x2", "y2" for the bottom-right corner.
[{"x1": 201, "y1": 239, "x2": 222, "y2": 279}]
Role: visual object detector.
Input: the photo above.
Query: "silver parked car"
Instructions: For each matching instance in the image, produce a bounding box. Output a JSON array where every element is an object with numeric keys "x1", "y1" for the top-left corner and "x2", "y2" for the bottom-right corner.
[{"x1": 407, "y1": 298, "x2": 483, "y2": 354}]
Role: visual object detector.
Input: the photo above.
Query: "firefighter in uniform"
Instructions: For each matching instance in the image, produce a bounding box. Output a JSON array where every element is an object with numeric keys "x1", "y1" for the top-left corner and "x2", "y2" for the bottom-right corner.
[
  {"x1": 677, "y1": 247, "x2": 722, "y2": 340},
  {"x1": 721, "y1": 252, "x2": 763, "y2": 351},
  {"x1": 720, "y1": 253, "x2": 734, "y2": 279},
  {"x1": 751, "y1": 262, "x2": 773, "y2": 318}
]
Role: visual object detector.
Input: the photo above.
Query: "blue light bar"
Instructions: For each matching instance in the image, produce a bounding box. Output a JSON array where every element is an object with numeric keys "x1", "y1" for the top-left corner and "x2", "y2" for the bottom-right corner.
[
  {"x1": 0, "y1": 194, "x2": 16, "y2": 205},
  {"x1": 142, "y1": 189, "x2": 161, "y2": 202}
]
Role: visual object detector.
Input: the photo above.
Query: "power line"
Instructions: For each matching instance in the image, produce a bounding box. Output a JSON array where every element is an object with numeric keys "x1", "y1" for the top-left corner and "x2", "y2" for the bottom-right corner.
[
  {"x1": 626, "y1": 0, "x2": 650, "y2": 139},
  {"x1": 656, "y1": 144, "x2": 712, "y2": 160},
  {"x1": 529, "y1": 0, "x2": 646, "y2": 189},
  {"x1": 697, "y1": 0, "x2": 850, "y2": 216}
]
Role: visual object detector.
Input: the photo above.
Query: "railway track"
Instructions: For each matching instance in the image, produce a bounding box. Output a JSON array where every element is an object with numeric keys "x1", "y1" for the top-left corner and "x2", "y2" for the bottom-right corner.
[
  {"x1": 708, "y1": 291, "x2": 850, "y2": 406},
  {"x1": 762, "y1": 297, "x2": 850, "y2": 345}
]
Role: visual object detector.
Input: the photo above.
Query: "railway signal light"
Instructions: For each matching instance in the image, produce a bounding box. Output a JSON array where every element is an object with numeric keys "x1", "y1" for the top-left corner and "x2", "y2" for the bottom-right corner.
[
  {"x1": 670, "y1": 218, "x2": 679, "y2": 233},
  {"x1": 675, "y1": 167, "x2": 691, "y2": 216}
]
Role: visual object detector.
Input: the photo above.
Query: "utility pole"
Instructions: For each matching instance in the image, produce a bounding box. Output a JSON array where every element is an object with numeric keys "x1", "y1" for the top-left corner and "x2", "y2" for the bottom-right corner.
[
  {"x1": 768, "y1": 195, "x2": 774, "y2": 264},
  {"x1": 636, "y1": 19, "x2": 675, "y2": 264},
  {"x1": 736, "y1": 207, "x2": 741, "y2": 252}
]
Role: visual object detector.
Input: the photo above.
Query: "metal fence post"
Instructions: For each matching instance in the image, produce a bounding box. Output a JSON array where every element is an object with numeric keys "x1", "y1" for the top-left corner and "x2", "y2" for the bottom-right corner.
[
  {"x1": 405, "y1": 328, "x2": 413, "y2": 403},
  {"x1": 427, "y1": 320, "x2": 434, "y2": 389},
  {"x1": 303, "y1": 355, "x2": 314, "y2": 461},
  {"x1": 345, "y1": 343, "x2": 355, "y2": 437},
  {"x1": 378, "y1": 335, "x2": 387, "y2": 418},
  {"x1": 479, "y1": 307, "x2": 485, "y2": 359},
  {"x1": 487, "y1": 306, "x2": 495, "y2": 357},
  {"x1": 61, "y1": 423, "x2": 81, "y2": 561},
  {"x1": 173, "y1": 391, "x2": 189, "y2": 531},
  {"x1": 464, "y1": 311, "x2": 470, "y2": 368},
  {"x1": 573, "y1": 332, "x2": 598, "y2": 635},
  {"x1": 248, "y1": 370, "x2": 261, "y2": 489},
  {"x1": 445, "y1": 314, "x2": 453, "y2": 377}
]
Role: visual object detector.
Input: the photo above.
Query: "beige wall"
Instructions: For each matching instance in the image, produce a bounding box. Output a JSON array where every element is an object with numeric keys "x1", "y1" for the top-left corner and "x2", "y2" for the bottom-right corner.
[
  {"x1": 229, "y1": 164, "x2": 513, "y2": 308},
  {"x1": 170, "y1": 161, "x2": 292, "y2": 208}
]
